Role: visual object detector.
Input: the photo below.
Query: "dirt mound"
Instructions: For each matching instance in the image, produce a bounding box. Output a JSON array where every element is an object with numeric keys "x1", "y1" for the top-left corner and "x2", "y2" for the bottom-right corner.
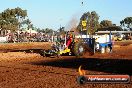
[{"x1": 0, "y1": 42, "x2": 52, "y2": 52}]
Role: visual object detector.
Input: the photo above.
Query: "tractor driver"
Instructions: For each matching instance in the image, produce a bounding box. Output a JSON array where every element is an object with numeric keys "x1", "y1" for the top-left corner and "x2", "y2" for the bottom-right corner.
[{"x1": 65, "y1": 33, "x2": 73, "y2": 49}]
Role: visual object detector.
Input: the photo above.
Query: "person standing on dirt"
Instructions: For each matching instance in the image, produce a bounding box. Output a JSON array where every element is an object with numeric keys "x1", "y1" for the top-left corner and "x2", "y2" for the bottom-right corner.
[
  {"x1": 95, "y1": 37, "x2": 100, "y2": 51},
  {"x1": 109, "y1": 36, "x2": 115, "y2": 53}
]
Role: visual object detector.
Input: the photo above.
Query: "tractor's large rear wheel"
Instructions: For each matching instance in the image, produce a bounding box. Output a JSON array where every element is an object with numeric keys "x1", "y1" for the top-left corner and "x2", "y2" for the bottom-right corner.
[
  {"x1": 73, "y1": 41, "x2": 86, "y2": 58},
  {"x1": 73, "y1": 40, "x2": 95, "y2": 58}
]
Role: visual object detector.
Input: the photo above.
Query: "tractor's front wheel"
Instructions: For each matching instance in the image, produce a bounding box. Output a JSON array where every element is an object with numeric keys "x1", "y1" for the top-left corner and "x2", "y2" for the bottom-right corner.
[
  {"x1": 73, "y1": 40, "x2": 95, "y2": 58},
  {"x1": 39, "y1": 49, "x2": 46, "y2": 57}
]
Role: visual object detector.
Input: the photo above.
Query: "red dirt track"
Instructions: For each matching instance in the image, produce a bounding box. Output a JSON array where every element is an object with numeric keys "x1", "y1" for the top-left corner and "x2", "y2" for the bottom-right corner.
[{"x1": 0, "y1": 41, "x2": 132, "y2": 88}]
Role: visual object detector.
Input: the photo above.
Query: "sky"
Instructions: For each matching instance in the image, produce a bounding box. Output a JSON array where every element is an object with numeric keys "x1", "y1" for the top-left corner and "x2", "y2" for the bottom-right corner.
[{"x1": 0, "y1": 0, "x2": 132, "y2": 30}]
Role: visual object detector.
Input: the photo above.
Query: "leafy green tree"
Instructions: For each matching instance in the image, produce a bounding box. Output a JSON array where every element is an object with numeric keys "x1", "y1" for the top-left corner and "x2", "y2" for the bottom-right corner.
[
  {"x1": 96, "y1": 20, "x2": 123, "y2": 31},
  {"x1": 0, "y1": 7, "x2": 27, "y2": 32},
  {"x1": 77, "y1": 11, "x2": 99, "y2": 35},
  {"x1": 58, "y1": 27, "x2": 65, "y2": 35},
  {"x1": 100, "y1": 20, "x2": 113, "y2": 28},
  {"x1": 20, "y1": 19, "x2": 32, "y2": 30},
  {"x1": 97, "y1": 26, "x2": 123, "y2": 31},
  {"x1": 120, "y1": 17, "x2": 132, "y2": 31},
  {"x1": 45, "y1": 28, "x2": 53, "y2": 34}
]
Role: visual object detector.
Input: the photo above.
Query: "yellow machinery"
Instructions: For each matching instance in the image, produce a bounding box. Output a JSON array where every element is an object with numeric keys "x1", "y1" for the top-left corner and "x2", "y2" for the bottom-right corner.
[
  {"x1": 114, "y1": 36, "x2": 122, "y2": 41},
  {"x1": 59, "y1": 48, "x2": 70, "y2": 55},
  {"x1": 113, "y1": 32, "x2": 123, "y2": 41}
]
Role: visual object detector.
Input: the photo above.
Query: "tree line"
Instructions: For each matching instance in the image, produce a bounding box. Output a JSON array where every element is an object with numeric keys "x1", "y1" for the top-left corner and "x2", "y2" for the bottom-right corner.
[
  {"x1": 77, "y1": 11, "x2": 132, "y2": 34},
  {"x1": 0, "y1": 7, "x2": 132, "y2": 35}
]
